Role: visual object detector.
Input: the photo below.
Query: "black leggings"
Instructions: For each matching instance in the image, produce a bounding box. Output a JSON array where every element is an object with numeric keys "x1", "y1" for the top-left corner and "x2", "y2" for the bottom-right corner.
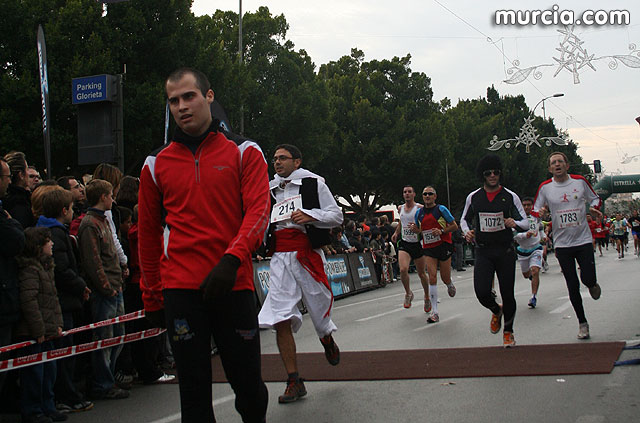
[
  {"x1": 473, "y1": 246, "x2": 517, "y2": 333},
  {"x1": 554, "y1": 243, "x2": 597, "y2": 324},
  {"x1": 163, "y1": 289, "x2": 268, "y2": 423}
]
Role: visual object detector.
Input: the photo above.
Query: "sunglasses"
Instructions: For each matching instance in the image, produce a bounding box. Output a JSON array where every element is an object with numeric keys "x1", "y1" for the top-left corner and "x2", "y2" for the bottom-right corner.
[
  {"x1": 422, "y1": 192, "x2": 435, "y2": 196},
  {"x1": 483, "y1": 169, "x2": 501, "y2": 177}
]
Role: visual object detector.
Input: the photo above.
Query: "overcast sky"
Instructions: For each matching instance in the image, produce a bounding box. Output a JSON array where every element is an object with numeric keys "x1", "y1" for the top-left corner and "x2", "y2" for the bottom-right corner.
[{"x1": 192, "y1": 1, "x2": 640, "y2": 177}]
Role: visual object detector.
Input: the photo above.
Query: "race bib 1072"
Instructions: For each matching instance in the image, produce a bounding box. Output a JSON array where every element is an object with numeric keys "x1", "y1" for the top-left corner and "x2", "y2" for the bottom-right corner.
[
  {"x1": 270, "y1": 194, "x2": 303, "y2": 223},
  {"x1": 479, "y1": 211, "x2": 505, "y2": 233}
]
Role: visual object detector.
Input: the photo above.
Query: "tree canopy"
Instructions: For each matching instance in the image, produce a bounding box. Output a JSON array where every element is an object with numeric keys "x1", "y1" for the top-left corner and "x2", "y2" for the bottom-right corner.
[{"x1": 0, "y1": 0, "x2": 591, "y2": 217}]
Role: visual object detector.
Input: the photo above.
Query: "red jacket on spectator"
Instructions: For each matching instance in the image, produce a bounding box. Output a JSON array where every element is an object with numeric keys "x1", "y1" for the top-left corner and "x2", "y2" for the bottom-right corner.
[{"x1": 137, "y1": 127, "x2": 270, "y2": 312}]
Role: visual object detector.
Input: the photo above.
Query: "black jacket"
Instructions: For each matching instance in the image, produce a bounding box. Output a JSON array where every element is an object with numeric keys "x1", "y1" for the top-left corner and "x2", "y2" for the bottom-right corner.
[
  {"x1": 0, "y1": 203, "x2": 26, "y2": 327},
  {"x1": 2, "y1": 184, "x2": 35, "y2": 229},
  {"x1": 36, "y1": 216, "x2": 87, "y2": 312}
]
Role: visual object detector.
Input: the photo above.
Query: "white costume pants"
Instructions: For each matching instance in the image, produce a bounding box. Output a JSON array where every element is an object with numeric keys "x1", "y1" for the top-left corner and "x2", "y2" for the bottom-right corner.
[{"x1": 258, "y1": 250, "x2": 337, "y2": 337}]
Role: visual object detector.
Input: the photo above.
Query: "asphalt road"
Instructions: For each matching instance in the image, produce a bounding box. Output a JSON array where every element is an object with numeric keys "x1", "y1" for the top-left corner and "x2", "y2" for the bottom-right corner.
[{"x1": 7, "y1": 247, "x2": 640, "y2": 423}]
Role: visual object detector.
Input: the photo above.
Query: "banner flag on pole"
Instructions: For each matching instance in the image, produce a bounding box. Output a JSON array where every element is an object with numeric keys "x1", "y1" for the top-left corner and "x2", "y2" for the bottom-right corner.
[
  {"x1": 164, "y1": 100, "x2": 170, "y2": 144},
  {"x1": 37, "y1": 25, "x2": 51, "y2": 178}
]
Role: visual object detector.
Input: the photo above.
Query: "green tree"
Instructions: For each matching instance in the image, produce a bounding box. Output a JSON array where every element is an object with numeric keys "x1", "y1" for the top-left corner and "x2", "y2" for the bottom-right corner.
[{"x1": 317, "y1": 49, "x2": 445, "y2": 215}]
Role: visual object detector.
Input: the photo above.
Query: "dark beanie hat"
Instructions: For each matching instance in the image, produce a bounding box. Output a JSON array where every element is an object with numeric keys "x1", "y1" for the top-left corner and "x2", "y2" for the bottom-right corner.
[{"x1": 476, "y1": 154, "x2": 503, "y2": 181}]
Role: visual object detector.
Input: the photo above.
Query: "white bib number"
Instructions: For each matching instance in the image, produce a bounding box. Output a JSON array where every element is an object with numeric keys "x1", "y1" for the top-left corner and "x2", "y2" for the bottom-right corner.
[
  {"x1": 270, "y1": 195, "x2": 303, "y2": 223},
  {"x1": 402, "y1": 227, "x2": 418, "y2": 243},
  {"x1": 556, "y1": 208, "x2": 580, "y2": 229},
  {"x1": 479, "y1": 212, "x2": 505, "y2": 233},
  {"x1": 422, "y1": 229, "x2": 441, "y2": 245}
]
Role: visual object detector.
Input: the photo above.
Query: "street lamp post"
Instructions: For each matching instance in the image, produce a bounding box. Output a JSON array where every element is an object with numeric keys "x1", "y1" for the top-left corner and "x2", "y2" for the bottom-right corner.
[{"x1": 532, "y1": 93, "x2": 564, "y2": 119}]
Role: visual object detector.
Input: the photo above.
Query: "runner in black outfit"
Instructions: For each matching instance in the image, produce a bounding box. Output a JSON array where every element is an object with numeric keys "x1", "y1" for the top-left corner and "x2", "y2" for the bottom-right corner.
[{"x1": 460, "y1": 155, "x2": 529, "y2": 348}]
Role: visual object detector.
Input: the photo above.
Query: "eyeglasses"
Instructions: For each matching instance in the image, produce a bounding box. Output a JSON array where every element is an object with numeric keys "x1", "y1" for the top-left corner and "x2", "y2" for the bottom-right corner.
[
  {"x1": 271, "y1": 155, "x2": 294, "y2": 163},
  {"x1": 483, "y1": 169, "x2": 501, "y2": 177},
  {"x1": 0, "y1": 174, "x2": 11, "y2": 179},
  {"x1": 29, "y1": 174, "x2": 40, "y2": 179},
  {"x1": 422, "y1": 192, "x2": 435, "y2": 196}
]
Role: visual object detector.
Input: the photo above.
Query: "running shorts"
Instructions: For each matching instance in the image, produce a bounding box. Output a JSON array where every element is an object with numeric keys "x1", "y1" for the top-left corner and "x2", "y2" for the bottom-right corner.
[
  {"x1": 398, "y1": 240, "x2": 423, "y2": 260},
  {"x1": 517, "y1": 249, "x2": 543, "y2": 274},
  {"x1": 423, "y1": 242, "x2": 453, "y2": 262}
]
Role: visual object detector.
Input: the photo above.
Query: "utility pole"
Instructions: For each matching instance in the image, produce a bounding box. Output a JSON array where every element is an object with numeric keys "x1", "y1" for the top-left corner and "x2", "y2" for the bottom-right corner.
[{"x1": 239, "y1": 0, "x2": 244, "y2": 135}]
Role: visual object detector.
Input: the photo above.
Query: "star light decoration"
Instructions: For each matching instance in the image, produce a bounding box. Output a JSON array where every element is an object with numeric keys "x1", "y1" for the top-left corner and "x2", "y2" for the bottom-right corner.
[
  {"x1": 504, "y1": 26, "x2": 640, "y2": 85},
  {"x1": 621, "y1": 153, "x2": 640, "y2": 164},
  {"x1": 488, "y1": 117, "x2": 570, "y2": 153}
]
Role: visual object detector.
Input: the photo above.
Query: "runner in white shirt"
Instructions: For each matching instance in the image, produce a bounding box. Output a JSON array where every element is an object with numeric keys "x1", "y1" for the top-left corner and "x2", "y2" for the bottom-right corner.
[
  {"x1": 391, "y1": 186, "x2": 430, "y2": 311},
  {"x1": 513, "y1": 197, "x2": 546, "y2": 308},
  {"x1": 532, "y1": 152, "x2": 602, "y2": 340}
]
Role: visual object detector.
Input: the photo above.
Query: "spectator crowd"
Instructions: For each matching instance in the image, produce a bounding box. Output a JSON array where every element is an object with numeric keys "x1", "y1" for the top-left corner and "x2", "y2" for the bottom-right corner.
[{"x1": 1, "y1": 151, "x2": 173, "y2": 423}]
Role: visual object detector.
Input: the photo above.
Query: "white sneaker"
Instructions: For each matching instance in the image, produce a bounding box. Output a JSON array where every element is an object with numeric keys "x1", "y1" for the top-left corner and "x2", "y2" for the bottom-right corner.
[
  {"x1": 446, "y1": 282, "x2": 456, "y2": 298},
  {"x1": 577, "y1": 322, "x2": 590, "y2": 339},
  {"x1": 423, "y1": 297, "x2": 431, "y2": 313},
  {"x1": 403, "y1": 292, "x2": 414, "y2": 308},
  {"x1": 426, "y1": 313, "x2": 439, "y2": 324},
  {"x1": 148, "y1": 373, "x2": 176, "y2": 384}
]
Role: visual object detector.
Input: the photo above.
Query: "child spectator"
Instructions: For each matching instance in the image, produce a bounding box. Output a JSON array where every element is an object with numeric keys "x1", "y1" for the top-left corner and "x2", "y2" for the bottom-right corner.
[
  {"x1": 15, "y1": 227, "x2": 66, "y2": 422},
  {"x1": 37, "y1": 188, "x2": 94, "y2": 413},
  {"x1": 30, "y1": 183, "x2": 62, "y2": 220},
  {"x1": 77, "y1": 179, "x2": 128, "y2": 400},
  {"x1": 92, "y1": 164, "x2": 128, "y2": 280}
]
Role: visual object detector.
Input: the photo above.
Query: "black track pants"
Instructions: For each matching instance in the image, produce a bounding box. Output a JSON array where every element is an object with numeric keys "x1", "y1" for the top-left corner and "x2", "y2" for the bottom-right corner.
[
  {"x1": 473, "y1": 246, "x2": 517, "y2": 332},
  {"x1": 554, "y1": 243, "x2": 597, "y2": 324},
  {"x1": 163, "y1": 289, "x2": 268, "y2": 423}
]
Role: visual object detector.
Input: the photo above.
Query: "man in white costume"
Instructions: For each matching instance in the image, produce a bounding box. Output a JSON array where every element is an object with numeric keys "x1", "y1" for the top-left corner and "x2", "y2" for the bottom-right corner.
[{"x1": 258, "y1": 144, "x2": 343, "y2": 404}]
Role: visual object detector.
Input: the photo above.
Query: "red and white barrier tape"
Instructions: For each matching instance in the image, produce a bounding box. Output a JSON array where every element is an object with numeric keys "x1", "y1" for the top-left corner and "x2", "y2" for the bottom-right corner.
[
  {"x1": 0, "y1": 310, "x2": 147, "y2": 354},
  {"x1": 0, "y1": 327, "x2": 165, "y2": 372}
]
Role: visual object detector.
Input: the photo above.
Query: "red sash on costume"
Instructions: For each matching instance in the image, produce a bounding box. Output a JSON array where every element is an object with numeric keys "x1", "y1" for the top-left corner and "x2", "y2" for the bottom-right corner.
[{"x1": 275, "y1": 228, "x2": 333, "y2": 317}]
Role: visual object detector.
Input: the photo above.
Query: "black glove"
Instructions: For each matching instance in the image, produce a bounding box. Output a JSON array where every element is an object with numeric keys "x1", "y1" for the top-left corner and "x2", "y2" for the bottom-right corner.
[
  {"x1": 200, "y1": 254, "x2": 241, "y2": 304},
  {"x1": 145, "y1": 309, "x2": 166, "y2": 329}
]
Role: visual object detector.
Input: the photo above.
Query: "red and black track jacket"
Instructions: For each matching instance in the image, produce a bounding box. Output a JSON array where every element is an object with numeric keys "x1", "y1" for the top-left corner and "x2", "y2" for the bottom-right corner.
[{"x1": 138, "y1": 123, "x2": 271, "y2": 312}]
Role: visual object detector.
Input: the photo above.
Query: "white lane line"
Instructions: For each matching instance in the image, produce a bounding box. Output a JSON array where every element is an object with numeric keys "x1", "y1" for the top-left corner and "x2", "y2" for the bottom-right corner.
[
  {"x1": 335, "y1": 275, "x2": 475, "y2": 311},
  {"x1": 356, "y1": 307, "x2": 407, "y2": 322},
  {"x1": 551, "y1": 292, "x2": 592, "y2": 313},
  {"x1": 555, "y1": 293, "x2": 590, "y2": 300},
  {"x1": 147, "y1": 394, "x2": 235, "y2": 423},
  {"x1": 549, "y1": 301, "x2": 573, "y2": 314},
  {"x1": 334, "y1": 289, "x2": 424, "y2": 310},
  {"x1": 413, "y1": 313, "x2": 463, "y2": 331}
]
